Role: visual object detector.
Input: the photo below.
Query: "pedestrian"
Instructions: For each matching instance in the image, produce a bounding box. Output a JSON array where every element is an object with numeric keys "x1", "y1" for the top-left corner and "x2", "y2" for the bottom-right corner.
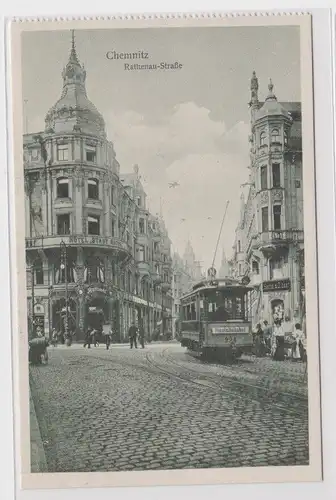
[
  {"x1": 292, "y1": 323, "x2": 306, "y2": 362},
  {"x1": 283, "y1": 315, "x2": 293, "y2": 358},
  {"x1": 139, "y1": 323, "x2": 145, "y2": 349},
  {"x1": 253, "y1": 323, "x2": 265, "y2": 357},
  {"x1": 51, "y1": 328, "x2": 58, "y2": 347},
  {"x1": 272, "y1": 318, "x2": 285, "y2": 361},
  {"x1": 128, "y1": 322, "x2": 138, "y2": 349},
  {"x1": 83, "y1": 328, "x2": 92, "y2": 349},
  {"x1": 105, "y1": 328, "x2": 113, "y2": 350},
  {"x1": 91, "y1": 328, "x2": 99, "y2": 347}
]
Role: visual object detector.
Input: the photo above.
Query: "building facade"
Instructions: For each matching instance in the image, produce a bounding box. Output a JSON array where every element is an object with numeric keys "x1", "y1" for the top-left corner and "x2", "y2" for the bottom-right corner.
[
  {"x1": 24, "y1": 35, "x2": 173, "y2": 342},
  {"x1": 231, "y1": 72, "x2": 305, "y2": 328}
]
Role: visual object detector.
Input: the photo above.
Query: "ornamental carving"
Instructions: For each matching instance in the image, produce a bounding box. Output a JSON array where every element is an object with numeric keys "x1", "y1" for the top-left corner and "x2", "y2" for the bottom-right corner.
[
  {"x1": 271, "y1": 189, "x2": 283, "y2": 202},
  {"x1": 260, "y1": 191, "x2": 269, "y2": 204}
]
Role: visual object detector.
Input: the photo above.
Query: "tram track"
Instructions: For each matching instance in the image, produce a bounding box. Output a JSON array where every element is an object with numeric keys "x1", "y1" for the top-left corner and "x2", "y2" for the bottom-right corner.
[
  {"x1": 77, "y1": 347, "x2": 308, "y2": 418},
  {"x1": 146, "y1": 348, "x2": 308, "y2": 418}
]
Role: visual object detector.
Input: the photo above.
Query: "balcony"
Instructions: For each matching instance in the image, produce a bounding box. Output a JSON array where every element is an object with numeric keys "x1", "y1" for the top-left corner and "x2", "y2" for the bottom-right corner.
[
  {"x1": 137, "y1": 261, "x2": 150, "y2": 278},
  {"x1": 250, "y1": 273, "x2": 262, "y2": 286},
  {"x1": 25, "y1": 234, "x2": 133, "y2": 259},
  {"x1": 254, "y1": 230, "x2": 304, "y2": 254},
  {"x1": 161, "y1": 281, "x2": 171, "y2": 292}
]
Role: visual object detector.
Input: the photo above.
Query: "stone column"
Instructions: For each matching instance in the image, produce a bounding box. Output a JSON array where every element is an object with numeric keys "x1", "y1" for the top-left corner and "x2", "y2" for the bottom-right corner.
[{"x1": 74, "y1": 169, "x2": 84, "y2": 235}]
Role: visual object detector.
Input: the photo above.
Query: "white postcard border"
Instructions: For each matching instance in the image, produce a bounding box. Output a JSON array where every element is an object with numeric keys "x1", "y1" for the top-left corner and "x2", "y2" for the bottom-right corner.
[{"x1": 8, "y1": 12, "x2": 322, "y2": 491}]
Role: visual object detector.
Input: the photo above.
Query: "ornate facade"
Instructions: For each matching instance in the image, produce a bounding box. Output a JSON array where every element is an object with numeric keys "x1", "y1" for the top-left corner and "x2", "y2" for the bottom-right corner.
[
  {"x1": 231, "y1": 72, "x2": 305, "y2": 328},
  {"x1": 24, "y1": 34, "x2": 173, "y2": 341}
]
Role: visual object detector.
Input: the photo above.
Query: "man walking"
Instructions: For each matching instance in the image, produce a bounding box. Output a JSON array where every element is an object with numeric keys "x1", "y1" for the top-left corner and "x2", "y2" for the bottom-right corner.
[
  {"x1": 128, "y1": 322, "x2": 138, "y2": 349},
  {"x1": 83, "y1": 327, "x2": 92, "y2": 349},
  {"x1": 139, "y1": 323, "x2": 145, "y2": 349}
]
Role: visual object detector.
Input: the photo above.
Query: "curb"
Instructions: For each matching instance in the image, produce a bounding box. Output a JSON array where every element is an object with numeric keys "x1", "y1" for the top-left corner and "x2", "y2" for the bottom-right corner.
[{"x1": 29, "y1": 390, "x2": 48, "y2": 473}]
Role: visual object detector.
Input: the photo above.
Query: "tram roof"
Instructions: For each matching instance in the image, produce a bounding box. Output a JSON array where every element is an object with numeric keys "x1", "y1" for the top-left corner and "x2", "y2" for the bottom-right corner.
[{"x1": 181, "y1": 278, "x2": 252, "y2": 300}]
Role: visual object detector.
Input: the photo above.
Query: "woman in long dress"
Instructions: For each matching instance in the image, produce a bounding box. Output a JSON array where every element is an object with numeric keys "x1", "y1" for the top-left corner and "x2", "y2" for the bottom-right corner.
[
  {"x1": 272, "y1": 319, "x2": 285, "y2": 361},
  {"x1": 292, "y1": 323, "x2": 305, "y2": 361}
]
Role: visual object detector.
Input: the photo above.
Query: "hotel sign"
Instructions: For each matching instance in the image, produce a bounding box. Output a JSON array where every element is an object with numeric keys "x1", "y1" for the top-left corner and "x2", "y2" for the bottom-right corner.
[
  {"x1": 263, "y1": 279, "x2": 291, "y2": 292},
  {"x1": 69, "y1": 236, "x2": 128, "y2": 250}
]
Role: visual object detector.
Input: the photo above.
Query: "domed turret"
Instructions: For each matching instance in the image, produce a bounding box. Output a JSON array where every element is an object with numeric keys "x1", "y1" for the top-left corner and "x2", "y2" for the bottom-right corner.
[
  {"x1": 255, "y1": 79, "x2": 292, "y2": 122},
  {"x1": 45, "y1": 30, "x2": 106, "y2": 138}
]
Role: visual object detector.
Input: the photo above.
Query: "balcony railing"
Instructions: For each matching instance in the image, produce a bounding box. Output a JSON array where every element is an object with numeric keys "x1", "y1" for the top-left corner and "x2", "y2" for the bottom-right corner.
[{"x1": 254, "y1": 229, "x2": 304, "y2": 250}]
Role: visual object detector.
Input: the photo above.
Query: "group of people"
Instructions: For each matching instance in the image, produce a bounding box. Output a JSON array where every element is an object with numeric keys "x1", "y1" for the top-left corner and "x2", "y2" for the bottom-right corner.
[{"x1": 253, "y1": 316, "x2": 306, "y2": 362}]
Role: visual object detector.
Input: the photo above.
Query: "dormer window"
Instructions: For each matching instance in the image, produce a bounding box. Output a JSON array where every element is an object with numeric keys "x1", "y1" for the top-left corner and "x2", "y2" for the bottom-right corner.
[
  {"x1": 271, "y1": 128, "x2": 281, "y2": 144},
  {"x1": 260, "y1": 131, "x2": 267, "y2": 146},
  {"x1": 88, "y1": 178, "x2": 99, "y2": 199},
  {"x1": 57, "y1": 144, "x2": 69, "y2": 161},
  {"x1": 56, "y1": 177, "x2": 69, "y2": 198}
]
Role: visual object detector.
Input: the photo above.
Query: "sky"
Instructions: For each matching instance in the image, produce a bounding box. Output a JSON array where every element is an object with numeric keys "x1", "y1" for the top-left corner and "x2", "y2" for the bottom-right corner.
[{"x1": 21, "y1": 26, "x2": 301, "y2": 271}]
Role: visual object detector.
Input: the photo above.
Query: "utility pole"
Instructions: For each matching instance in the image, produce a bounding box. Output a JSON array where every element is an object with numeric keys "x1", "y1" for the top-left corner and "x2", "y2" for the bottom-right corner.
[
  {"x1": 31, "y1": 262, "x2": 35, "y2": 337},
  {"x1": 60, "y1": 241, "x2": 69, "y2": 338}
]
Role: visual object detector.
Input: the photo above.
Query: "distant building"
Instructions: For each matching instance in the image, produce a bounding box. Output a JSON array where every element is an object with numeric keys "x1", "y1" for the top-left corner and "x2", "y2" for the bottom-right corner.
[
  {"x1": 171, "y1": 241, "x2": 204, "y2": 338},
  {"x1": 231, "y1": 72, "x2": 304, "y2": 327},
  {"x1": 218, "y1": 248, "x2": 230, "y2": 278},
  {"x1": 24, "y1": 34, "x2": 173, "y2": 341}
]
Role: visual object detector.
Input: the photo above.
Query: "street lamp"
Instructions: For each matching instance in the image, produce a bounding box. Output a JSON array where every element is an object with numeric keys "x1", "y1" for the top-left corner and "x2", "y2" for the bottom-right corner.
[{"x1": 60, "y1": 240, "x2": 69, "y2": 339}]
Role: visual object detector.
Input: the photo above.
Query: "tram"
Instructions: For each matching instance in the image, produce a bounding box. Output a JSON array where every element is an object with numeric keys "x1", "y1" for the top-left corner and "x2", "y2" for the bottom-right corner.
[{"x1": 180, "y1": 275, "x2": 253, "y2": 360}]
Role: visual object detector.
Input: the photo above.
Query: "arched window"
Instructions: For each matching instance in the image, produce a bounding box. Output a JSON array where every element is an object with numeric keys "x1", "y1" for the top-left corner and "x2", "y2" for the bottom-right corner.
[
  {"x1": 260, "y1": 131, "x2": 267, "y2": 146},
  {"x1": 56, "y1": 177, "x2": 69, "y2": 198},
  {"x1": 284, "y1": 131, "x2": 288, "y2": 145},
  {"x1": 84, "y1": 257, "x2": 105, "y2": 284},
  {"x1": 271, "y1": 128, "x2": 281, "y2": 143},
  {"x1": 88, "y1": 178, "x2": 99, "y2": 199}
]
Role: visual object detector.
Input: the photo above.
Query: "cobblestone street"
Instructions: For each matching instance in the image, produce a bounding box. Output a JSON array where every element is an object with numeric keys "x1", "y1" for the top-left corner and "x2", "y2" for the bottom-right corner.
[{"x1": 30, "y1": 342, "x2": 309, "y2": 473}]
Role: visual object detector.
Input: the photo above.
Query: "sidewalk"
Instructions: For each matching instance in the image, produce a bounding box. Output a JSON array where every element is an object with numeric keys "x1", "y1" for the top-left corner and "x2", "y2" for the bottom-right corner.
[{"x1": 29, "y1": 390, "x2": 48, "y2": 473}]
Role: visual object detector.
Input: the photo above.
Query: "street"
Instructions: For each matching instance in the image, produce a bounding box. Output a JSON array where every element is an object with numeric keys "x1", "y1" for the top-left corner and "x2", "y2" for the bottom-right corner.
[{"x1": 30, "y1": 342, "x2": 309, "y2": 473}]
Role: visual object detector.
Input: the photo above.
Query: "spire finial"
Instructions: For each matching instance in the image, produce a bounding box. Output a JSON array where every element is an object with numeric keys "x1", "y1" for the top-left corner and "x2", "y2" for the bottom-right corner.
[
  {"x1": 266, "y1": 78, "x2": 277, "y2": 101},
  {"x1": 268, "y1": 78, "x2": 274, "y2": 93},
  {"x1": 71, "y1": 29, "x2": 75, "y2": 51}
]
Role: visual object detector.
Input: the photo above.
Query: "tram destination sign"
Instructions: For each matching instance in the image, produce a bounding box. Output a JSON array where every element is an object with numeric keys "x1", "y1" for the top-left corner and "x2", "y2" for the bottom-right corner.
[
  {"x1": 209, "y1": 325, "x2": 250, "y2": 334},
  {"x1": 263, "y1": 279, "x2": 291, "y2": 292}
]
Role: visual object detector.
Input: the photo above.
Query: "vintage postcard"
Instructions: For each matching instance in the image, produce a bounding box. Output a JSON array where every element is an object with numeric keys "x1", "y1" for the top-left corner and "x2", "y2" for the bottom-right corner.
[{"x1": 8, "y1": 12, "x2": 321, "y2": 490}]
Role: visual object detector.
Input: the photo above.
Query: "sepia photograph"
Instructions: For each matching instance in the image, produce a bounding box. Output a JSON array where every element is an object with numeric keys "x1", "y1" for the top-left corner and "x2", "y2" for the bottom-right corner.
[{"x1": 9, "y1": 13, "x2": 321, "y2": 489}]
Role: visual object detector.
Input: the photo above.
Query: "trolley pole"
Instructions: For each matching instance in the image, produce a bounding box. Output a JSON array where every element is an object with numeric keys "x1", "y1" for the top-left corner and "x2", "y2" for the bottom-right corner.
[{"x1": 211, "y1": 201, "x2": 229, "y2": 271}]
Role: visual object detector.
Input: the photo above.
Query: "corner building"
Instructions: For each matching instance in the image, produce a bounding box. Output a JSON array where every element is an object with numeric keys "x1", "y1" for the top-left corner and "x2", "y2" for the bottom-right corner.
[
  {"x1": 24, "y1": 36, "x2": 173, "y2": 341},
  {"x1": 232, "y1": 72, "x2": 305, "y2": 327}
]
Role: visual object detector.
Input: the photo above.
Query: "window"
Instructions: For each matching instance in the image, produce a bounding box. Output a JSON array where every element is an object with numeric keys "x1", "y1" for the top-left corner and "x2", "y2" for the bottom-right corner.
[
  {"x1": 262, "y1": 206, "x2": 269, "y2": 232},
  {"x1": 136, "y1": 196, "x2": 141, "y2": 207},
  {"x1": 273, "y1": 205, "x2": 282, "y2": 230},
  {"x1": 260, "y1": 166, "x2": 268, "y2": 190},
  {"x1": 284, "y1": 131, "x2": 288, "y2": 145},
  {"x1": 88, "y1": 215, "x2": 100, "y2": 235},
  {"x1": 238, "y1": 240, "x2": 241, "y2": 253},
  {"x1": 271, "y1": 128, "x2": 281, "y2": 143},
  {"x1": 56, "y1": 177, "x2": 69, "y2": 198},
  {"x1": 88, "y1": 178, "x2": 99, "y2": 199},
  {"x1": 54, "y1": 260, "x2": 75, "y2": 284},
  {"x1": 86, "y1": 148, "x2": 96, "y2": 163},
  {"x1": 57, "y1": 144, "x2": 68, "y2": 161},
  {"x1": 57, "y1": 214, "x2": 70, "y2": 235},
  {"x1": 84, "y1": 257, "x2": 105, "y2": 284},
  {"x1": 34, "y1": 259, "x2": 44, "y2": 285},
  {"x1": 260, "y1": 131, "x2": 267, "y2": 146},
  {"x1": 111, "y1": 185, "x2": 115, "y2": 205},
  {"x1": 139, "y1": 218, "x2": 145, "y2": 234},
  {"x1": 272, "y1": 163, "x2": 281, "y2": 188},
  {"x1": 137, "y1": 246, "x2": 144, "y2": 261},
  {"x1": 269, "y1": 258, "x2": 282, "y2": 280},
  {"x1": 252, "y1": 260, "x2": 259, "y2": 274},
  {"x1": 111, "y1": 219, "x2": 115, "y2": 237}
]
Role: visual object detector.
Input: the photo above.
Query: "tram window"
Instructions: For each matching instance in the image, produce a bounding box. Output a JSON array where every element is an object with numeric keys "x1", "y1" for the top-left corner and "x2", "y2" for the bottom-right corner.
[
  {"x1": 236, "y1": 297, "x2": 243, "y2": 319},
  {"x1": 191, "y1": 303, "x2": 196, "y2": 320}
]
